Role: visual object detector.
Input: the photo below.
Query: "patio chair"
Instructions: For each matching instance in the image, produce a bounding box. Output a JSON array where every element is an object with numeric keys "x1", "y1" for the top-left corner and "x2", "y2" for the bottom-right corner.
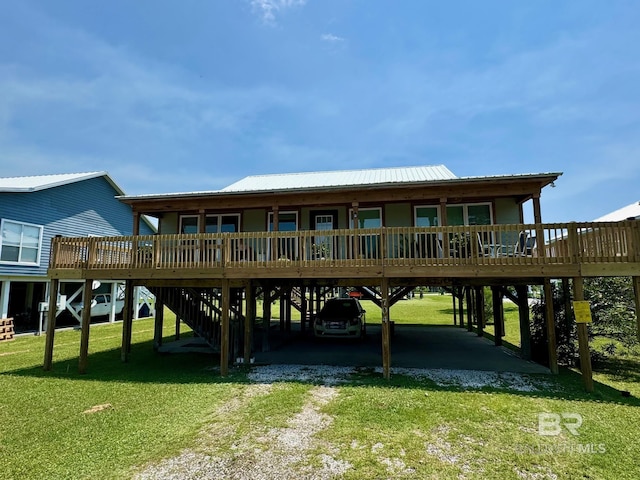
[
  {"x1": 476, "y1": 232, "x2": 492, "y2": 257},
  {"x1": 514, "y1": 232, "x2": 536, "y2": 256}
]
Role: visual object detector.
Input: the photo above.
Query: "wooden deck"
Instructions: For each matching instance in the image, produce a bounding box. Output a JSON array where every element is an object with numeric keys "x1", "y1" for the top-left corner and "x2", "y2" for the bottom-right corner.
[{"x1": 48, "y1": 221, "x2": 640, "y2": 283}]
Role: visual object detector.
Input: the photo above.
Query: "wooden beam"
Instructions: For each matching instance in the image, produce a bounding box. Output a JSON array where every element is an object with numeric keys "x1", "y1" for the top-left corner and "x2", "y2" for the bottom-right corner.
[
  {"x1": 475, "y1": 286, "x2": 484, "y2": 336},
  {"x1": 452, "y1": 286, "x2": 457, "y2": 325},
  {"x1": 381, "y1": 277, "x2": 391, "y2": 380},
  {"x1": 244, "y1": 282, "x2": 255, "y2": 364},
  {"x1": 458, "y1": 288, "x2": 465, "y2": 328},
  {"x1": 543, "y1": 279, "x2": 558, "y2": 374},
  {"x1": 516, "y1": 285, "x2": 531, "y2": 360},
  {"x1": 300, "y1": 285, "x2": 307, "y2": 333},
  {"x1": 492, "y1": 286, "x2": 503, "y2": 346},
  {"x1": 153, "y1": 291, "x2": 164, "y2": 351},
  {"x1": 532, "y1": 194, "x2": 546, "y2": 260},
  {"x1": 573, "y1": 277, "x2": 594, "y2": 392},
  {"x1": 43, "y1": 278, "x2": 60, "y2": 371},
  {"x1": 121, "y1": 280, "x2": 134, "y2": 362},
  {"x1": 133, "y1": 212, "x2": 140, "y2": 236},
  {"x1": 220, "y1": 279, "x2": 230, "y2": 376},
  {"x1": 279, "y1": 288, "x2": 285, "y2": 332},
  {"x1": 286, "y1": 287, "x2": 292, "y2": 333},
  {"x1": 466, "y1": 287, "x2": 474, "y2": 332},
  {"x1": 78, "y1": 279, "x2": 93, "y2": 374},
  {"x1": 262, "y1": 284, "x2": 271, "y2": 352}
]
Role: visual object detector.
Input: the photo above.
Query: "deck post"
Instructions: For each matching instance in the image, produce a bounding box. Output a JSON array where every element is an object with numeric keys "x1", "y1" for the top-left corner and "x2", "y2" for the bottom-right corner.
[
  {"x1": 381, "y1": 277, "x2": 391, "y2": 380},
  {"x1": 300, "y1": 285, "x2": 307, "y2": 333},
  {"x1": 532, "y1": 194, "x2": 546, "y2": 259},
  {"x1": 543, "y1": 279, "x2": 559, "y2": 374},
  {"x1": 262, "y1": 284, "x2": 271, "y2": 352},
  {"x1": 492, "y1": 286, "x2": 503, "y2": 346},
  {"x1": 153, "y1": 291, "x2": 164, "y2": 351},
  {"x1": 562, "y1": 279, "x2": 573, "y2": 340},
  {"x1": 633, "y1": 276, "x2": 640, "y2": 342},
  {"x1": 220, "y1": 279, "x2": 230, "y2": 376},
  {"x1": 78, "y1": 279, "x2": 93, "y2": 374},
  {"x1": 452, "y1": 286, "x2": 457, "y2": 325},
  {"x1": 285, "y1": 286, "x2": 292, "y2": 333},
  {"x1": 440, "y1": 198, "x2": 450, "y2": 257},
  {"x1": 43, "y1": 278, "x2": 60, "y2": 371},
  {"x1": 315, "y1": 286, "x2": 322, "y2": 318},
  {"x1": 458, "y1": 288, "x2": 465, "y2": 328},
  {"x1": 244, "y1": 281, "x2": 254, "y2": 364},
  {"x1": 466, "y1": 287, "x2": 473, "y2": 332},
  {"x1": 120, "y1": 280, "x2": 134, "y2": 362},
  {"x1": 573, "y1": 277, "x2": 594, "y2": 392},
  {"x1": 132, "y1": 211, "x2": 140, "y2": 236},
  {"x1": 352, "y1": 202, "x2": 360, "y2": 259},
  {"x1": 516, "y1": 285, "x2": 531, "y2": 360},
  {"x1": 475, "y1": 286, "x2": 484, "y2": 336},
  {"x1": 271, "y1": 207, "x2": 279, "y2": 261}
]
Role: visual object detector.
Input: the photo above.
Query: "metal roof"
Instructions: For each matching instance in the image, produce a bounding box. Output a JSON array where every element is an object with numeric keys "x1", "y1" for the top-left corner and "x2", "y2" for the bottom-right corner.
[
  {"x1": 0, "y1": 172, "x2": 124, "y2": 194},
  {"x1": 118, "y1": 166, "x2": 561, "y2": 201},
  {"x1": 593, "y1": 201, "x2": 640, "y2": 221},
  {"x1": 220, "y1": 164, "x2": 457, "y2": 193}
]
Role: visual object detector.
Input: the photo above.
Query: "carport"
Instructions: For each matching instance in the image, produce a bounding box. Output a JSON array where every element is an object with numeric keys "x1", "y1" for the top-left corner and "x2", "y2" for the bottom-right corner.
[{"x1": 253, "y1": 323, "x2": 549, "y2": 374}]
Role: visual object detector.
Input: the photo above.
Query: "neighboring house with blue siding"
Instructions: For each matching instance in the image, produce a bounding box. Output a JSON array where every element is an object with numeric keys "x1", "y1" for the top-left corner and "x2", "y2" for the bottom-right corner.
[{"x1": 0, "y1": 172, "x2": 155, "y2": 332}]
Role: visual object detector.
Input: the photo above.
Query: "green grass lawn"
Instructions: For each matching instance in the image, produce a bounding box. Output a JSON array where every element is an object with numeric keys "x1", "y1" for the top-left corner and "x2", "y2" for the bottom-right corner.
[{"x1": 1, "y1": 295, "x2": 639, "y2": 479}]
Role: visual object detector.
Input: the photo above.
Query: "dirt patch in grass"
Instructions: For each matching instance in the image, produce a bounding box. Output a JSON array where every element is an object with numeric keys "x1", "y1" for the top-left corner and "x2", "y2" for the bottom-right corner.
[
  {"x1": 82, "y1": 403, "x2": 113, "y2": 414},
  {"x1": 134, "y1": 384, "x2": 350, "y2": 479}
]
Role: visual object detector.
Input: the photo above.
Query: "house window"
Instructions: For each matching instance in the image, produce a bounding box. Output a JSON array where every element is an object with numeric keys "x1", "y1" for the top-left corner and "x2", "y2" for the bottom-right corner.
[
  {"x1": 206, "y1": 214, "x2": 240, "y2": 233},
  {"x1": 415, "y1": 206, "x2": 440, "y2": 227},
  {"x1": 415, "y1": 203, "x2": 492, "y2": 226},
  {"x1": 268, "y1": 211, "x2": 298, "y2": 232},
  {"x1": 180, "y1": 216, "x2": 199, "y2": 234},
  {"x1": 179, "y1": 214, "x2": 240, "y2": 234},
  {"x1": 268, "y1": 211, "x2": 298, "y2": 260},
  {"x1": 467, "y1": 204, "x2": 492, "y2": 225},
  {"x1": 349, "y1": 207, "x2": 382, "y2": 228},
  {"x1": 0, "y1": 219, "x2": 43, "y2": 265},
  {"x1": 349, "y1": 208, "x2": 382, "y2": 259}
]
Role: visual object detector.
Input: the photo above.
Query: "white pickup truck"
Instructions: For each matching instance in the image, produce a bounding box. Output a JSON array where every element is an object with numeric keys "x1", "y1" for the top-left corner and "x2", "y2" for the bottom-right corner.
[{"x1": 74, "y1": 294, "x2": 125, "y2": 317}]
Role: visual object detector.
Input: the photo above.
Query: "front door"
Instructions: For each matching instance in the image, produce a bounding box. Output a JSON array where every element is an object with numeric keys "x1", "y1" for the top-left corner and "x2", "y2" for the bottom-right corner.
[{"x1": 313, "y1": 212, "x2": 337, "y2": 259}]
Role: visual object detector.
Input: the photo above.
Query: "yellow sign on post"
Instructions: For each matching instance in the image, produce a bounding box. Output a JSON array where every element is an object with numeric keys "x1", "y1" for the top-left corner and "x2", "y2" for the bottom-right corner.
[{"x1": 573, "y1": 301, "x2": 592, "y2": 324}]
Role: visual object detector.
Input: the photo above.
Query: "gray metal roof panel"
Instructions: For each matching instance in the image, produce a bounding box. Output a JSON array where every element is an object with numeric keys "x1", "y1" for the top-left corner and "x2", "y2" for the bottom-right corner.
[{"x1": 220, "y1": 164, "x2": 457, "y2": 193}]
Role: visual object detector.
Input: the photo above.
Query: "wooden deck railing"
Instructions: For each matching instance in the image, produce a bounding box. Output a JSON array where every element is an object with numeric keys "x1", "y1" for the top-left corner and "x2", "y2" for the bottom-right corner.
[{"x1": 49, "y1": 221, "x2": 640, "y2": 272}]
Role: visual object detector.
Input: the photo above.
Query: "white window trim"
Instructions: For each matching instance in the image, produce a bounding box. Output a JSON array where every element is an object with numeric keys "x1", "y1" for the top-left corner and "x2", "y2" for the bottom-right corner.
[{"x1": 0, "y1": 219, "x2": 44, "y2": 266}]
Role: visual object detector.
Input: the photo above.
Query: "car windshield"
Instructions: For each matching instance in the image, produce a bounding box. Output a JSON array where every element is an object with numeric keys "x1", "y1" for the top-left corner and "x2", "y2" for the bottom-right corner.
[{"x1": 321, "y1": 300, "x2": 360, "y2": 317}]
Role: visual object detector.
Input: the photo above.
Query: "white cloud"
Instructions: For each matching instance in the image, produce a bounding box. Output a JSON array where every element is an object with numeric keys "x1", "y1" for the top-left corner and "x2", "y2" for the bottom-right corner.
[
  {"x1": 321, "y1": 33, "x2": 344, "y2": 42},
  {"x1": 250, "y1": 0, "x2": 306, "y2": 24}
]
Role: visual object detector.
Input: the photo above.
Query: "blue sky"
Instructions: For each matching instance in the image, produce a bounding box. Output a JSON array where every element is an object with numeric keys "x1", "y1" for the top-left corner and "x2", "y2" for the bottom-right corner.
[{"x1": 1, "y1": 0, "x2": 639, "y2": 223}]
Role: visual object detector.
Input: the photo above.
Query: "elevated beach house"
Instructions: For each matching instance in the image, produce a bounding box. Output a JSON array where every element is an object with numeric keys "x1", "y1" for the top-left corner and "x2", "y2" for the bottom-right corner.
[{"x1": 44, "y1": 165, "x2": 640, "y2": 383}]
